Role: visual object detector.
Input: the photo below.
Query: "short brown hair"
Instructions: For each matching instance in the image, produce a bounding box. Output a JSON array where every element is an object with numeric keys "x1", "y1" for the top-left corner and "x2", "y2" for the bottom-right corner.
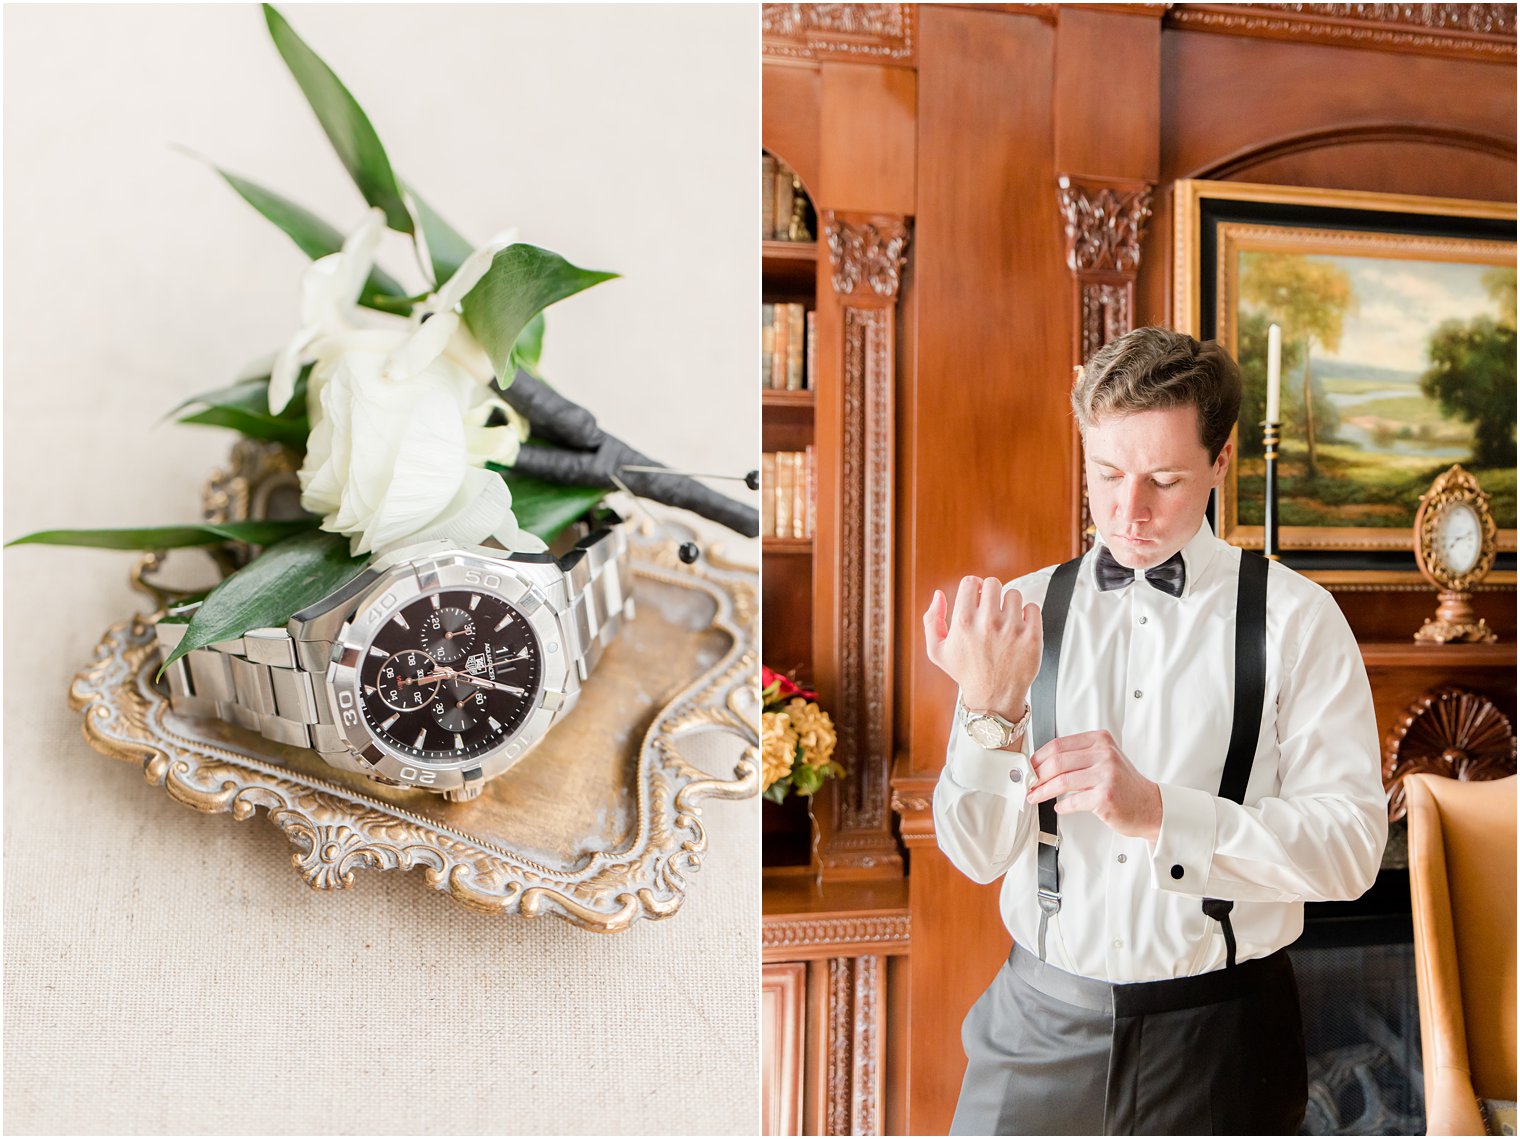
[{"x1": 1071, "y1": 327, "x2": 1242, "y2": 461}]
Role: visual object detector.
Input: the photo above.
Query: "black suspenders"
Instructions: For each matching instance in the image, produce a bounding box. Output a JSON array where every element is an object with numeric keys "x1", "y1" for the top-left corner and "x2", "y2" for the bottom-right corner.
[{"x1": 1028, "y1": 549, "x2": 1270, "y2": 969}]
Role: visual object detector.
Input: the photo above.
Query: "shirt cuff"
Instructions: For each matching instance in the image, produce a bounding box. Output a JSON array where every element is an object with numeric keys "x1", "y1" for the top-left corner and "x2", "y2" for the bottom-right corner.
[
  {"x1": 944, "y1": 723, "x2": 1034, "y2": 800},
  {"x1": 1149, "y1": 783, "x2": 1217, "y2": 896}
]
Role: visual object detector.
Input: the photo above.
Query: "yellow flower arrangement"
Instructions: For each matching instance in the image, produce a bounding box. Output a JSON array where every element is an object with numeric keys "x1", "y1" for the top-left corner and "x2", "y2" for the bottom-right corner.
[{"x1": 761, "y1": 667, "x2": 843, "y2": 802}]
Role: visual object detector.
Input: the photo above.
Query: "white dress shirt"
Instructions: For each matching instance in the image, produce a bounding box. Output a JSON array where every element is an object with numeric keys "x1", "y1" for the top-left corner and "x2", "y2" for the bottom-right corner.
[{"x1": 933, "y1": 518, "x2": 1389, "y2": 983}]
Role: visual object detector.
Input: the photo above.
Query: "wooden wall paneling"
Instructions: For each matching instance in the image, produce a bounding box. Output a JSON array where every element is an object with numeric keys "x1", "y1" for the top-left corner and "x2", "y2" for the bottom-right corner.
[
  {"x1": 814, "y1": 209, "x2": 910, "y2": 879},
  {"x1": 1158, "y1": 28, "x2": 1516, "y2": 198},
  {"x1": 885, "y1": 954, "x2": 910, "y2": 1138},
  {"x1": 820, "y1": 63, "x2": 918, "y2": 215},
  {"x1": 764, "y1": 962, "x2": 808, "y2": 1136},
  {"x1": 806, "y1": 958, "x2": 831, "y2": 1137},
  {"x1": 903, "y1": 3, "x2": 1069, "y2": 778},
  {"x1": 764, "y1": 61, "x2": 823, "y2": 200}
]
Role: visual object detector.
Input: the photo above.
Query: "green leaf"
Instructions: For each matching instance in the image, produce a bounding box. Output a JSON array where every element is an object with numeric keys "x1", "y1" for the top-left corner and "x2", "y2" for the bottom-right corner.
[
  {"x1": 6, "y1": 519, "x2": 317, "y2": 552},
  {"x1": 173, "y1": 375, "x2": 311, "y2": 447},
  {"x1": 488, "y1": 466, "x2": 608, "y2": 544},
  {"x1": 203, "y1": 162, "x2": 409, "y2": 309},
  {"x1": 508, "y1": 312, "x2": 547, "y2": 379},
  {"x1": 262, "y1": 4, "x2": 413, "y2": 234},
  {"x1": 461, "y1": 245, "x2": 617, "y2": 380},
  {"x1": 792, "y1": 763, "x2": 824, "y2": 796},
  {"x1": 179, "y1": 406, "x2": 309, "y2": 449},
  {"x1": 160, "y1": 528, "x2": 368, "y2": 674},
  {"x1": 763, "y1": 782, "x2": 790, "y2": 804},
  {"x1": 405, "y1": 185, "x2": 474, "y2": 289}
]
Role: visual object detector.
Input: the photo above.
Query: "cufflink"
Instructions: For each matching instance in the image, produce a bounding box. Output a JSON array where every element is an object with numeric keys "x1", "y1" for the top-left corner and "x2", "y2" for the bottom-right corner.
[
  {"x1": 1170, "y1": 864, "x2": 1184, "y2": 879},
  {"x1": 1009, "y1": 769, "x2": 1023, "y2": 784}
]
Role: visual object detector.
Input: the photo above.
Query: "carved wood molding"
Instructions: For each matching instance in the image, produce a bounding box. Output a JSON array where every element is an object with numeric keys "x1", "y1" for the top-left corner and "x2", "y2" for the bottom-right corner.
[
  {"x1": 1166, "y1": 3, "x2": 1517, "y2": 62},
  {"x1": 819, "y1": 211, "x2": 911, "y2": 876},
  {"x1": 1381, "y1": 684, "x2": 1517, "y2": 821},
  {"x1": 823, "y1": 956, "x2": 886, "y2": 1136},
  {"x1": 1057, "y1": 176, "x2": 1155, "y2": 555},
  {"x1": 764, "y1": 912, "x2": 912, "y2": 954},
  {"x1": 825, "y1": 213, "x2": 912, "y2": 299},
  {"x1": 762, "y1": 3, "x2": 918, "y2": 66}
]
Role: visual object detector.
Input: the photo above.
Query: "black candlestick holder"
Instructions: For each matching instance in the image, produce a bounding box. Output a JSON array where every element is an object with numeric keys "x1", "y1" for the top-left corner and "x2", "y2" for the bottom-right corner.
[{"x1": 1263, "y1": 420, "x2": 1280, "y2": 561}]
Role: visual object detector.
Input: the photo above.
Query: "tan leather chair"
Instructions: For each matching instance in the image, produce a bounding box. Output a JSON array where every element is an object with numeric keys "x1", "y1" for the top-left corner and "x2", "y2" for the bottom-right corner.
[{"x1": 1406, "y1": 773, "x2": 1517, "y2": 1135}]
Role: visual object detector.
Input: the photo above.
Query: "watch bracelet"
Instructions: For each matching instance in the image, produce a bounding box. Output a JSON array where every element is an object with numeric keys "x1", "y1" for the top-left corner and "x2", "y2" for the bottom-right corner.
[{"x1": 154, "y1": 524, "x2": 636, "y2": 754}]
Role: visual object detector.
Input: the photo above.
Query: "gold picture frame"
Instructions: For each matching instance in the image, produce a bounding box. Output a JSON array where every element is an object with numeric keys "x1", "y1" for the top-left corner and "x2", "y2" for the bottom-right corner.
[{"x1": 1173, "y1": 179, "x2": 1517, "y2": 570}]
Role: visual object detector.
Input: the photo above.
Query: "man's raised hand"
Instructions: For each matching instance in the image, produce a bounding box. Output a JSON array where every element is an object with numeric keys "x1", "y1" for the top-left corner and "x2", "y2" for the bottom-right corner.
[{"x1": 922, "y1": 576, "x2": 1043, "y2": 719}]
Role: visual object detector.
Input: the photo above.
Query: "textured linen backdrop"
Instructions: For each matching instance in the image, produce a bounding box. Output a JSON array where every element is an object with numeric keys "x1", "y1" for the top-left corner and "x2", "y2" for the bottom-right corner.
[{"x1": 3, "y1": 5, "x2": 760, "y2": 1134}]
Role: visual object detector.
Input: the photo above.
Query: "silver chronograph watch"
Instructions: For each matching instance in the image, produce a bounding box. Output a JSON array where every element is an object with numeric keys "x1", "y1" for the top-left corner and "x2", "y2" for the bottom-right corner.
[{"x1": 154, "y1": 523, "x2": 634, "y2": 802}]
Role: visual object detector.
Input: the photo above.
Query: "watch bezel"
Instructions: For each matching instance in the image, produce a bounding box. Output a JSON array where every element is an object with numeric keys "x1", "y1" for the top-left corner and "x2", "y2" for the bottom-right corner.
[{"x1": 325, "y1": 550, "x2": 571, "y2": 793}]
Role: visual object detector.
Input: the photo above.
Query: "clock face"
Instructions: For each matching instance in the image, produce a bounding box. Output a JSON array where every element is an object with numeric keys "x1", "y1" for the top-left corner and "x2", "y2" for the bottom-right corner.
[
  {"x1": 356, "y1": 589, "x2": 542, "y2": 764},
  {"x1": 1436, "y1": 501, "x2": 1482, "y2": 576}
]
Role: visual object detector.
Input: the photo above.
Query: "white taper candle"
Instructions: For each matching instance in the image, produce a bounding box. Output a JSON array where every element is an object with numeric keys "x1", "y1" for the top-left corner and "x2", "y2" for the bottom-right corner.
[{"x1": 1266, "y1": 323, "x2": 1282, "y2": 423}]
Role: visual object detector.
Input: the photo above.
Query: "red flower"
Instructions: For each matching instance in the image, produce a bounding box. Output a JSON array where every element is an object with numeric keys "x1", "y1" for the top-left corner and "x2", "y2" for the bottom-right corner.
[{"x1": 761, "y1": 665, "x2": 816, "y2": 704}]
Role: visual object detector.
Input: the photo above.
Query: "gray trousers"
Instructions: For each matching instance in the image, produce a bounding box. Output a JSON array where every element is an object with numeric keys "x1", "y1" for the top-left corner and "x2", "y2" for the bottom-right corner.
[{"x1": 950, "y1": 943, "x2": 1307, "y2": 1136}]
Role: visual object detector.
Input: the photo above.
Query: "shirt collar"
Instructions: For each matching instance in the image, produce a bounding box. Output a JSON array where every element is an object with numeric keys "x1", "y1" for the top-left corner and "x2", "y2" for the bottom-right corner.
[{"x1": 1091, "y1": 516, "x2": 1220, "y2": 600}]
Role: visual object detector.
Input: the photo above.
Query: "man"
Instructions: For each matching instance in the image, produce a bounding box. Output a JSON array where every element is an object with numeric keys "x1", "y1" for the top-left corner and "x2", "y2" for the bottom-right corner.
[{"x1": 923, "y1": 327, "x2": 1387, "y2": 1135}]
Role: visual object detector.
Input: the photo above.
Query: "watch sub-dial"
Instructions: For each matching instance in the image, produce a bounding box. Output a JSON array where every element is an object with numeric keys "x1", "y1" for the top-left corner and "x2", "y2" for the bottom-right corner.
[
  {"x1": 377, "y1": 650, "x2": 441, "y2": 712},
  {"x1": 421, "y1": 606, "x2": 476, "y2": 663},
  {"x1": 432, "y1": 677, "x2": 488, "y2": 732}
]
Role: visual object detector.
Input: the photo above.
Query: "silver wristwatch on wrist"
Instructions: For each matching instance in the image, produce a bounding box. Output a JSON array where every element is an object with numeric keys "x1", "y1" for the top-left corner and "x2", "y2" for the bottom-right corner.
[
  {"x1": 154, "y1": 523, "x2": 634, "y2": 802},
  {"x1": 959, "y1": 696, "x2": 1031, "y2": 750}
]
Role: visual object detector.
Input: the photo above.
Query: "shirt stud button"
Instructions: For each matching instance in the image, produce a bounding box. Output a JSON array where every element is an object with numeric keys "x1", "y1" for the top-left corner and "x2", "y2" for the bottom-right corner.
[
  {"x1": 1009, "y1": 769, "x2": 1023, "y2": 784},
  {"x1": 1171, "y1": 864, "x2": 1184, "y2": 880},
  {"x1": 1113, "y1": 939, "x2": 1124, "y2": 950},
  {"x1": 1138, "y1": 616, "x2": 1148, "y2": 625},
  {"x1": 1133, "y1": 689, "x2": 1143, "y2": 699},
  {"x1": 1117, "y1": 853, "x2": 1127, "y2": 864}
]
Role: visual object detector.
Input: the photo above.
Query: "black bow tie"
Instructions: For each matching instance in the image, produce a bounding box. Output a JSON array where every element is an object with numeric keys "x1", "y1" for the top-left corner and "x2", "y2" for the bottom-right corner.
[{"x1": 1095, "y1": 545, "x2": 1186, "y2": 597}]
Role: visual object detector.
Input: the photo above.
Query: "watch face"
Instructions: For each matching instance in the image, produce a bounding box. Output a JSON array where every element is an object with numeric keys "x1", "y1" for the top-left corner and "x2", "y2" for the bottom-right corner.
[
  {"x1": 1436, "y1": 501, "x2": 1482, "y2": 576},
  {"x1": 968, "y1": 717, "x2": 1005, "y2": 749},
  {"x1": 357, "y1": 589, "x2": 543, "y2": 763}
]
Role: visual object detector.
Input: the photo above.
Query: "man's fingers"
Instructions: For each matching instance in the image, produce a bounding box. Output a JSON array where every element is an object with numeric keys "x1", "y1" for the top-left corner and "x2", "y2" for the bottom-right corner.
[
  {"x1": 1030, "y1": 733, "x2": 1108, "y2": 775},
  {"x1": 922, "y1": 590, "x2": 948, "y2": 646},
  {"x1": 1026, "y1": 767, "x2": 1095, "y2": 805},
  {"x1": 953, "y1": 576, "x2": 981, "y2": 625}
]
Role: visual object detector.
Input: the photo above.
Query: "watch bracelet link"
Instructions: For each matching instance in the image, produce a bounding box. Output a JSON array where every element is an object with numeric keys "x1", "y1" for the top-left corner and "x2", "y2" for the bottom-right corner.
[{"x1": 154, "y1": 523, "x2": 636, "y2": 753}]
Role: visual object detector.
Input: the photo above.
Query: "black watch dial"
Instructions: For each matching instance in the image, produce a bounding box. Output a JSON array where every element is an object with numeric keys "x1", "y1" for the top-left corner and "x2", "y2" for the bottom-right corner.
[{"x1": 358, "y1": 589, "x2": 542, "y2": 763}]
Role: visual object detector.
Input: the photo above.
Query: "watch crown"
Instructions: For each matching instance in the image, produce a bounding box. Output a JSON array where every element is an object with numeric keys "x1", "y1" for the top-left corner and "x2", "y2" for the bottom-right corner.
[{"x1": 443, "y1": 784, "x2": 485, "y2": 803}]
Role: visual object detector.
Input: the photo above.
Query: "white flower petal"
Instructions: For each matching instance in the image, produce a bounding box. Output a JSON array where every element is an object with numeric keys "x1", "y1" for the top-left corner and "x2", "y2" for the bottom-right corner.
[{"x1": 382, "y1": 310, "x2": 458, "y2": 382}]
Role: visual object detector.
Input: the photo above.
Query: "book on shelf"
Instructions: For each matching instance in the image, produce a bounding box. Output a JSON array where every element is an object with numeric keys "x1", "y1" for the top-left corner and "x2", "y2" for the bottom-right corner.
[
  {"x1": 760, "y1": 302, "x2": 811, "y2": 391},
  {"x1": 761, "y1": 153, "x2": 814, "y2": 242},
  {"x1": 761, "y1": 153, "x2": 776, "y2": 241},
  {"x1": 786, "y1": 305, "x2": 805, "y2": 391},
  {"x1": 761, "y1": 304, "x2": 775, "y2": 390},
  {"x1": 761, "y1": 449, "x2": 817, "y2": 540},
  {"x1": 805, "y1": 310, "x2": 816, "y2": 393},
  {"x1": 761, "y1": 452, "x2": 776, "y2": 538},
  {"x1": 804, "y1": 444, "x2": 816, "y2": 538},
  {"x1": 774, "y1": 451, "x2": 794, "y2": 538}
]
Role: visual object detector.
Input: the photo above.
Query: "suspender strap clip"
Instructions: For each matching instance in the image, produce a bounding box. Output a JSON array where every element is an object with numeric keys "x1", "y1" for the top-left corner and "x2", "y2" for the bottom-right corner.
[{"x1": 1202, "y1": 898, "x2": 1238, "y2": 969}]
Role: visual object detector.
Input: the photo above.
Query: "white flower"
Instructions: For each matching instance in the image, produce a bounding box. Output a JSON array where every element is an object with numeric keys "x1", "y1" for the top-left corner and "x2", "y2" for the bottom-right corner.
[{"x1": 278, "y1": 210, "x2": 542, "y2": 558}]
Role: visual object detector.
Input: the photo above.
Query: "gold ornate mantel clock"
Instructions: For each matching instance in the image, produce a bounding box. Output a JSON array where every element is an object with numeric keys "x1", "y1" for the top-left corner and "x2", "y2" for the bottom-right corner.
[{"x1": 1412, "y1": 464, "x2": 1499, "y2": 644}]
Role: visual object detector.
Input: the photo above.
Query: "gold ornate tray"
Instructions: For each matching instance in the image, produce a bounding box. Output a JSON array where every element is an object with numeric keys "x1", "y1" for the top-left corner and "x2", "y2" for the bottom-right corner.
[{"x1": 69, "y1": 534, "x2": 758, "y2": 933}]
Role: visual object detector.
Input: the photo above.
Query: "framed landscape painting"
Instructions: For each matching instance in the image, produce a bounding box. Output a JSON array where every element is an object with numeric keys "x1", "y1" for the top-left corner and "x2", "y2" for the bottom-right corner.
[{"x1": 1175, "y1": 180, "x2": 1516, "y2": 575}]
